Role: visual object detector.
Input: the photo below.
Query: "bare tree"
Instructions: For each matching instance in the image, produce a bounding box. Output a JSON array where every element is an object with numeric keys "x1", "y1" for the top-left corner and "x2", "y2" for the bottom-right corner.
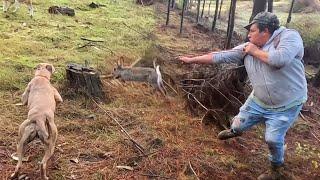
[
  {"x1": 267, "y1": 0, "x2": 273, "y2": 12},
  {"x1": 250, "y1": 0, "x2": 267, "y2": 22},
  {"x1": 212, "y1": 0, "x2": 220, "y2": 31},
  {"x1": 166, "y1": 0, "x2": 171, "y2": 25},
  {"x1": 286, "y1": 0, "x2": 295, "y2": 27},
  {"x1": 225, "y1": 0, "x2": 237, "y2": 49},
  {"x1": 208, "y1": 0, "x2": 212, "y2": 16},
  {"x1": 180, "y1": 0, "x2": 187, "y2": 34},
  {"x1": 218, "y1": 0, "x2": 223, "y2": 18},
  {"x1": 196, "y1": 0, "x2": 201, "y2": 23},
  {"x1": 201, "y1": 0, "x2": 206, "y2": 18}
]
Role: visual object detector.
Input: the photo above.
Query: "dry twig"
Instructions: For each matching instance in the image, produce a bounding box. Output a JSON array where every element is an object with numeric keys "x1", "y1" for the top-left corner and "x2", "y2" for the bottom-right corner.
[
  {"x1": 188, "y1": 161, "x2": 200, "y2": 180},
  {"x1": 92, "y1": 99, "x2": 145, "y2": 155},
  {"x1": 311, "y1": 131, "x2": 320, "y2": 143},
  {"x1": 80, "y1": 37, "x2": 105, "y2": 42}
]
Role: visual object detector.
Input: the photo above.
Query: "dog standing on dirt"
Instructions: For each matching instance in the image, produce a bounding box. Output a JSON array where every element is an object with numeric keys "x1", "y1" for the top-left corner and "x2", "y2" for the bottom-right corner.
[
  {"x1": 11, "y1": 63, "x2": 62, "y2": 180},
  {"x1": 3, "y1": 0, "x2": 33, "y2": 17}
]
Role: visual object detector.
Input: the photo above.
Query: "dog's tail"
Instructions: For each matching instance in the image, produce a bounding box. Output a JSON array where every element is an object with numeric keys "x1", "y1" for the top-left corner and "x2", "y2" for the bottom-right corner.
[{"x1": 36, "y1": 116, "x2": 50, "y2": 143}]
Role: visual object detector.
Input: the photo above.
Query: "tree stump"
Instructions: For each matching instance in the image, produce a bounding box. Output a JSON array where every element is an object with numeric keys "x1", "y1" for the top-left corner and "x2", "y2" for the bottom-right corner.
[{"x1": 66, "y1": 63, "x2": 105, "y2": 100}]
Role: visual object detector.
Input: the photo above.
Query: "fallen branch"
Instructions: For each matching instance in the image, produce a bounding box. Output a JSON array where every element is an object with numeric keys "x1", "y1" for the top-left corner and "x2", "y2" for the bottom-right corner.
[
  {"x1": 130, "y1": 150, "x2": 159, "y2": 159},
  {"x1": 163, "y1": 79, "x2": 178, "y2": 95},
  {"x1": 182, "y1": 89, "x2": 208, "y2": 111},
  {"x1": 188, "y1": 161, "x2": 200, "y2": 180},
  {"x1": 78, "y1": 42, "x2": 95, "y2": 49},
  {"x1": 92, "y1": 99, "x2": 145, "y2": 155},
  {"x1": 311, "y1": 131, "x2": 320, "y2": 143},
  {"x1": 139, "y1": 173, "x2": 171, "y2": 179},
  {"x1": 80, "y1": 37, "x2": 105, "y2": 42},
  {"x1": 121, "y1": 22, "x2": 153, "y2": 39},
  {"x1": 299, "y1": 112, "x2": 307, "y2": 121},
  {"x1": 208, "y1": 82, "x2": 239, "y2": 106}
]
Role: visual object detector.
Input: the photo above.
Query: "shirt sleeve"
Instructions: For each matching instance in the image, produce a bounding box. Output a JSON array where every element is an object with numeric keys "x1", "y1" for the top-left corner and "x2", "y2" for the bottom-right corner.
[
  {"x1": 213, "y1": 43, "x2": 247, "y2": 64},
  {"x1": 268, "y1": 30, "x2": 304, "y2": 68}
]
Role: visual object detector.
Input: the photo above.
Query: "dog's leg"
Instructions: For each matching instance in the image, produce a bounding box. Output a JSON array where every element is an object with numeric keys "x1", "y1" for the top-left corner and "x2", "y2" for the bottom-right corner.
[
  {"x1": 10, "y1": 120, "x2": 33, "y2": 179},
  {"x1": 21, "y1": 83, "x2": 31, "y2": 105},
  {"x1": 40, "y1": 119, "x2": 57, "y2": 180},
  {"x1": 53, "y1": 88, "x2": 63, "y2": 103}
]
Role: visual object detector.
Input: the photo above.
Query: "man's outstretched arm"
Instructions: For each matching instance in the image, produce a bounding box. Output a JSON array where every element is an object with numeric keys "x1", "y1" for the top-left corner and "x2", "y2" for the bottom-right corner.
[{"x1": 179, "y1": 53, "x2": 213, "y2": 64}]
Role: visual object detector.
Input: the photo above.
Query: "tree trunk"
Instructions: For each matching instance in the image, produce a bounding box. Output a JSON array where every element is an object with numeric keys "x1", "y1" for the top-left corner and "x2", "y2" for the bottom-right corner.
[
  {"x1": 66, "y1": 63, "x2": 105, "y2": 100},
  {"x1": 196, "y1": 0, "x2": 201, "y2": 23},
  {"x1": 171, "y1": 0, "x2": 175, "y2": 8},
  {"x1": 286, "y1": 0, "x2": 295, "y2": 27},
  {"x1": 208, "y1": 0, "x2": 212, "y2": 16},
  {"x1": 218, "y1": 0, "x2": 223, "y2": 18},
  {"x1": 225, "y1": 0, "x2": 237, "y2": 49},
  {"x1": 166, "y1": 0, "x2": 171, "y2": 25},
  {"x1": 201, "y1": 0, "x2": 206, "y2": 18},
  {"x1": 180, "y1": 0, "x2": 187, "y2": 34},
  {"x1": 250, "y1": 0, "x2": 267, "y2": 22},
  {"x1": 267, "y1": 0, "x2": 273, "y2": 12},
  {"x1": 212, "y1": 0, "x2": 219, "y2": 31}
]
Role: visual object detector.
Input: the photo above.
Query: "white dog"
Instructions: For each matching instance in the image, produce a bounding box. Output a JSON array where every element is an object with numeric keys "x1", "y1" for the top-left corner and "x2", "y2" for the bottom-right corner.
[
  {"x1": 3, "y1": 0, "x2": 33, "y2": 17},
  {"x1": 10, "y1": 63, "x2": 62, "y2": 180}
]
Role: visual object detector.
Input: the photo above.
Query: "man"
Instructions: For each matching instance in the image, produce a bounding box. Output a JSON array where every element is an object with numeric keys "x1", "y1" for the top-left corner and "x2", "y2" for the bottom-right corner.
[{"x1": 179, "y1": 12, "x2": 307, "y2": 180}]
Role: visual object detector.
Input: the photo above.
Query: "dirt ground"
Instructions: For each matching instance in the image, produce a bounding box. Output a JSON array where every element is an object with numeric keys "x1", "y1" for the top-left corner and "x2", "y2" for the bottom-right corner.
[{"x1": 1, "y1": 1, "x2": 320, "y2": 180}]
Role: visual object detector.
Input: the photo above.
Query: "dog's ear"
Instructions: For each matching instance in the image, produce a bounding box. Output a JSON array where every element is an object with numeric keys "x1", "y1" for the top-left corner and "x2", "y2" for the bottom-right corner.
[
  {"x1": 34, "y1": 64, "x2": 40, "y2": 70},
  {"x1": 45, "y1": 64, "x2": 55, "y2": 74}
]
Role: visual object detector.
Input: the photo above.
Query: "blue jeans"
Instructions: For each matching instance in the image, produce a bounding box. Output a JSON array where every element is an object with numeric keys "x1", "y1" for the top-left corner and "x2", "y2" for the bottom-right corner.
[{"x1": 231, "y1": 98, "x2": 302, "y2": 165}]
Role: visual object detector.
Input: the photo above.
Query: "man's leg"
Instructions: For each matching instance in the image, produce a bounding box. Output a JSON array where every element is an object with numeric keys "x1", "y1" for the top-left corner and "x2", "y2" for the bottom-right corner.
[
  {"x1": 218, "y1": 98, "x2": 265, "y2": 140},
  {"x1": 264, "y1": 104, "x2": 302, "y2": 165},
  {"x1": 258, "y1": 104, "x2": 302, "y2": 180}
]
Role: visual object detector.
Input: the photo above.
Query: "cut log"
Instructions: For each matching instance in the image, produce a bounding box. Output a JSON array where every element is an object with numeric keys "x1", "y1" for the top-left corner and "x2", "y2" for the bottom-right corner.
[
  {"x1": 48, "y1": 6, "x2": 75, "y2": 16},
  {"x1": 66, "y1": 63, "x2": 105, "y2": 100}
]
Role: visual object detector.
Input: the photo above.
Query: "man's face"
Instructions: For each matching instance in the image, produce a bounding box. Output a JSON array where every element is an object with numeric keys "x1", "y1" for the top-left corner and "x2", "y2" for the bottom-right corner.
[{"x1": 247, "y1": 23, "x2": 270, "y2": 47}]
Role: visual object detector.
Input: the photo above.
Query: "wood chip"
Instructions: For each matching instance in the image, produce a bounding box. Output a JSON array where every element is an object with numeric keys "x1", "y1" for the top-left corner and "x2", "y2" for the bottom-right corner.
[{"x1": 116, "y1": 165, "x2": 134, "y2": 171}]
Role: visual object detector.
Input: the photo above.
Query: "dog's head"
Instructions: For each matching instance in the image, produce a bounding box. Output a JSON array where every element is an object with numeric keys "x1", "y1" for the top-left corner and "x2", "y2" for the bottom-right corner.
[{"x1": 34, "y1": 63, "x2": 55, "y2": 79}]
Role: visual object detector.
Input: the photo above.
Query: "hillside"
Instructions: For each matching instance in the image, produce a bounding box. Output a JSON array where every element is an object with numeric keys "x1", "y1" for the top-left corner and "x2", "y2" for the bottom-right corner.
[{"x1": 0, "y1": 0, "x2": 319, "y2": 179}]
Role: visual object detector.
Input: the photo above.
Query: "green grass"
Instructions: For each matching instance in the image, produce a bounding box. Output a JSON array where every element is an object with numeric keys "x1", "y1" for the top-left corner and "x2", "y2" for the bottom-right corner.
[{"x1": 0, "y1": 0, "x2": 156, "y2": 90}]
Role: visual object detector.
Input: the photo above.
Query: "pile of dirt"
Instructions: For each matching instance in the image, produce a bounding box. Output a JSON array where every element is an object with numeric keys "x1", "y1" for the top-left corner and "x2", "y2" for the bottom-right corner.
[{"x1": 293, "y1": 0, "x2": 320, "y2": 13}]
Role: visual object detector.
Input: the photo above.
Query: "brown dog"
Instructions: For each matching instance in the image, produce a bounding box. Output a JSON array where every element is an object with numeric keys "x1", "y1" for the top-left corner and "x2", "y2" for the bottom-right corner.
[
  {"x1": 11, "y1": 63, "x2": 62, "y2": 180},
  {"x1": 3, "y1": 0, "x2": 33, "y2": 17}
]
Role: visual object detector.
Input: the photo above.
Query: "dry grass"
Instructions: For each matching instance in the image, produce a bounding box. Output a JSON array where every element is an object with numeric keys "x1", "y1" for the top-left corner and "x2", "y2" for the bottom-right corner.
[{"x1": 0, "y1": 0, "x2": 320, "y2": 179}]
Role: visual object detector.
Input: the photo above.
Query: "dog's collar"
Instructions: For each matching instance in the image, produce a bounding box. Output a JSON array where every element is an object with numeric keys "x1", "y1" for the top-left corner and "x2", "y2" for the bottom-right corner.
[{"x1": 36, "y1": 75, "x2": 50, "y2": 80}]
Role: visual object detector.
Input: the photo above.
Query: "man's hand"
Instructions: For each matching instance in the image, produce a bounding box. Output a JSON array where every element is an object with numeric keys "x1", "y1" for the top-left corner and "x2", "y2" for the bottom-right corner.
[
  {"x1": 243, "y1": 42, "x2": 259, "y2": 56},
  {"x1": 243, "y1": 43, "x2": 269, "y2": 63},
  {"x1": 178, "y1": 56, "x2": 194, "y2": 64}
]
